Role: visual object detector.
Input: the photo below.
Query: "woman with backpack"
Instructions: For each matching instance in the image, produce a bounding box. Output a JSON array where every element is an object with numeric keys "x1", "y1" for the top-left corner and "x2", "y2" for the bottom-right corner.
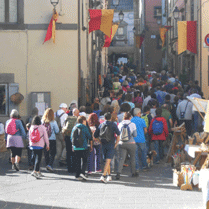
[
  {"x1": 87, "y1": 113, "x2": 102, "y2": 174},
  {"x1": 5, "y1": 109, "x2": 26, "y2": 171},
  {"x1": 148, "y1": 108, "x2": 168, "y2": 164},
  {"x1": 116, "y1": 112, "x2": 137, "y2": 180},
  {"x1": 42, "y1": 108, "x2": 59, "y2": 172},
  {"x1": 29, "y1": 116, "x2": 49, "y2": 178}
]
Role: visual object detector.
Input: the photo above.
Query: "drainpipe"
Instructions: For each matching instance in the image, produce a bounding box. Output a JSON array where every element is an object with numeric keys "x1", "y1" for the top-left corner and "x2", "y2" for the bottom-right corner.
[{"x1": 78, "y1": 0, "x2": 81, "y2": 106}]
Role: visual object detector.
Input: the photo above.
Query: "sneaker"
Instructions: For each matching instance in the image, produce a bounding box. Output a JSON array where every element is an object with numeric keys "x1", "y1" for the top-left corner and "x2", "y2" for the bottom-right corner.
[
  {"x1": 31, "y1": 171, "x2": 40, "y2": 179},
  {"x1": 100, "y1": 176, "x2": 107, "y2": 183},
  {"x1": 87, "y1": 171, "x2": 92, "y2": 174},
  {"x1": 115, "y1": 173, "x2": 120, "y2": 180},
  {"x1": 75, "y1": 177, "x2": 83, "y2": 181},
  {"x1": 46, "y1": 165, "x2": 53, "y2": 172},
  {"x1": 106, "y1": 176, "x2": 112, "y2": 182},
  {"x1": 96, "y1": 169, "x2": 102, "y2": 173},
  {"x1": 14, "y1": 163, "x2": 19, "y2": 171},
  {"x1": 80, "y1": 173, "x2": 88, "y2": 181}
]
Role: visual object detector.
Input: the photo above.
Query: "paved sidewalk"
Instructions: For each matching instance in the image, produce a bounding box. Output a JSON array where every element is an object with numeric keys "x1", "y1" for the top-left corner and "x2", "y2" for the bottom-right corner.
[{"x1": 0, "y1": 150, "x2": 204, "y2": 209}]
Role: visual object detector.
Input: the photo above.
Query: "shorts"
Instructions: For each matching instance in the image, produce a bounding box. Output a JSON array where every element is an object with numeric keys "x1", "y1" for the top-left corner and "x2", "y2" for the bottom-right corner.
[
  {"x1": 102, "y1": 142, "x2": 115, "y2": 160},
  {"x1": 10, "y1": 147, "x2": 22, "y2": 157}
]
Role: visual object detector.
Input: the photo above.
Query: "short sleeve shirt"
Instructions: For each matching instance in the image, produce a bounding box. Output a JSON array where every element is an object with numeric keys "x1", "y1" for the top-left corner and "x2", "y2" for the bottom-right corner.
[{"x1": 131, "y1": 116, "x2": 146, "y2": 143}]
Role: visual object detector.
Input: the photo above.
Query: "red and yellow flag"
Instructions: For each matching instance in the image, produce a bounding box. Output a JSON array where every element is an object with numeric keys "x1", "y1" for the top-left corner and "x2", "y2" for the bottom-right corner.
[
  {"x1": 178, "y1": 21, "x2": 197, "y2": 55},
  {"x1": 135, "y1": 35, "x2": 144, "y2": 48},
  {"x1": 89, "y1": 9, "x2": 114, "y2": 38},
  {"x1": 159, "y1": 27, "x2": 168, "y2": 47},
  {"x1": 103, "y1": 24, "x2": 119, "y2": 47},
  {"x1": 44, "y1": 12, "x2": 59, "y2": 44}
]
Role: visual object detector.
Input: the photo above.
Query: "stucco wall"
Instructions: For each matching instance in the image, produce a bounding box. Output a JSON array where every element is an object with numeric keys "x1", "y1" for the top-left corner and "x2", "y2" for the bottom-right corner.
[
  {"x1": 0, "y1": 31, "x2": 27, "y2": 117},
  {"x1": 24, "y1": 0, "x2": 78, "y2": 24},
  {"x1": 0, "y1": 29, "x2": 78, "y2": 117}
]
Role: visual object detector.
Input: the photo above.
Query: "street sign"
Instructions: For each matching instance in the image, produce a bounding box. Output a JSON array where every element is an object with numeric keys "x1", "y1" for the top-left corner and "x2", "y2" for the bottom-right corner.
[{"x1": 204, "y1": 34, "x2": 209, "y2": 46}]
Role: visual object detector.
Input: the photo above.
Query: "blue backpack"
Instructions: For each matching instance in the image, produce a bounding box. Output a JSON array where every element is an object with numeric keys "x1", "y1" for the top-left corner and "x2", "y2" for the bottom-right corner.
[{"x1": 152, "y1": 119, "x2": 163, "y2": 135}]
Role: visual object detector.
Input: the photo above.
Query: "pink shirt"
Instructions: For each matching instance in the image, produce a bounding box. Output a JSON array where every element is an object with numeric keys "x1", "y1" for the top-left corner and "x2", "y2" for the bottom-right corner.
[{"x1": 29, "y1": 125, "x2": 49, "y2": 148}]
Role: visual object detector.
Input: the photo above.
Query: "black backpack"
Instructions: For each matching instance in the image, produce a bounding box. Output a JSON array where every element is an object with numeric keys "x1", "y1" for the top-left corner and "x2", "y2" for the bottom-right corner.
[
  {"x1": 55, "y1": 112, "x2": 65, "y2": 132},
  {"x1": 99, "y1": 123, "x2": 113, "y2": 143},
  {"x1": 72, "y1": 127, "x2": 83, "y2": 148}
]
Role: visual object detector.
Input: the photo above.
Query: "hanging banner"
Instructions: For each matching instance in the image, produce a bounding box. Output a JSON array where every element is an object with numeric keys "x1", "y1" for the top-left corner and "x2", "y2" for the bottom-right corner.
[
  {"x1": 178, "y1": 21, "x2": 197, "y2": 54},
  {"x1": 89, "y1": 9, "x2": 114, "y2": 38}
]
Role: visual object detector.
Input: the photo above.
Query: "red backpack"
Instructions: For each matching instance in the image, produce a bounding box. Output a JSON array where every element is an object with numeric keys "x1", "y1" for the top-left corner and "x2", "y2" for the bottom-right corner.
[
  {"x1": 6, "y1": 119, "x2": 19, "y2": 135},
  {"x1": 30, "y1": 127, "x2": 43, "y2": 143}
]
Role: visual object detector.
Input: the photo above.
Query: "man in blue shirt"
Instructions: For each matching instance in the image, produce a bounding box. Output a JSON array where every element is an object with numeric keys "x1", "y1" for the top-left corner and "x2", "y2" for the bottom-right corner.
[{"x1": 131, "y1": 108, "x2": 148, "y2": 172}]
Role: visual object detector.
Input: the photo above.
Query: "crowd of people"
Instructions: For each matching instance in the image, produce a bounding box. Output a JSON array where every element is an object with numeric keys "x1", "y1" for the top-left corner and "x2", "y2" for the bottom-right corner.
[{"x1": 2, "y1": 64, "x2": 204, "y2": 183}]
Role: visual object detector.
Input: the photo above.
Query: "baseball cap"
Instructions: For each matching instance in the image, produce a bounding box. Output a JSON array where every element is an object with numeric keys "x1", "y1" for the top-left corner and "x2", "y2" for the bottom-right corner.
[
  {"x1": 79, "y1": 112, "x2": 87, "y2": 117},
  {"x1": 59, "y1": 103, "x2": 68, "y2": 108}
]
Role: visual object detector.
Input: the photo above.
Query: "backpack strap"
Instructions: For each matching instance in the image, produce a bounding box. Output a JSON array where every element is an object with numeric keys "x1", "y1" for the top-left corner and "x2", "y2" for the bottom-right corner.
[{"x1": 34, "y1": 127, "x2": 44, "y2": 139}]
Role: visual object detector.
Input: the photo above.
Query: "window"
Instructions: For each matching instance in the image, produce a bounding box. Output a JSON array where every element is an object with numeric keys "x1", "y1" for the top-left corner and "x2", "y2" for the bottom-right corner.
[
  {"x1": 0, "y1": 0, "x2": 17, "y2": 23},
  {"x1": 118, "y1": 27, "x2": 124, "y2": 35},
  {"x1": 0, "y1": 84, "x2": 7, "y2": 115},
  {"x1": 154, "y1": 6, "x2": 162, "y2": 18}
]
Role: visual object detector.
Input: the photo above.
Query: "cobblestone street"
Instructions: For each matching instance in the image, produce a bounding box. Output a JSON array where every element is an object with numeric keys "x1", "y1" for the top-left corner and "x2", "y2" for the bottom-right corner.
[{"x1": 0, "y1": 151, "x2": 204, "y2": 209}]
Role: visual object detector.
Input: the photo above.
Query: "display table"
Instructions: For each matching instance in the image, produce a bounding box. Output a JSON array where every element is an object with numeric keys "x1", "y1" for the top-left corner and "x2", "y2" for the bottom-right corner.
[
  {"x1": 184, "y1": 144, "x2": 209, "y2": 170},
  {"x1": 184, "y1": 145, "x2": 201, "y2": 158}
]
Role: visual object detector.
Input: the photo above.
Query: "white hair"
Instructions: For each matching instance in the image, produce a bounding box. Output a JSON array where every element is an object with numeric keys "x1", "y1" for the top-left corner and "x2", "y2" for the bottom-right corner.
[
  {"x1": 134, "y1": 108, "x2": 141, "y2": 116},
  {"x1": 10, "y1": 109, "x2": 19, "y2": 118}
]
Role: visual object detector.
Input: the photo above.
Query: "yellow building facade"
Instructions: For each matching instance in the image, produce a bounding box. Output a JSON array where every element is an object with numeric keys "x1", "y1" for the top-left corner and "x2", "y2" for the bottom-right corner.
[{"x1": 0, "y1": 0, "x2": 108, "y2": 122}]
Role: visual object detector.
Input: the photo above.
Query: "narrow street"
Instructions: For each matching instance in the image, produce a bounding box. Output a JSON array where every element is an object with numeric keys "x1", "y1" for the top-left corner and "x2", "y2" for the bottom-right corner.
[{"x1": 0, "y1": 151, "x2": 203, "y2": 209}]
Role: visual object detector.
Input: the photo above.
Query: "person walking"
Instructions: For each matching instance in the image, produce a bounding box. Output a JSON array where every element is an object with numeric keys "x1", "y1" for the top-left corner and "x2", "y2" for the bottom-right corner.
[
  {"x1": 55, "y1": 103, "x2": 68, "y2": 166},
  {"x1": 42, "y1": 108, "x2": 59, "y2": 172},
  {"x1": 116, "y1": 112, "x2": 137, "y2": 180},
  {"x1": 5, "y1": 109, "x2": 26, "y2": 171},
  {"x1": 62, "y1": 108, "x2": 79, "y2": 173},
  {"x1": 29, "y1": 116, "x2": 49, "y2": 178},
  {"x1": 149, "y1": 108, "x2": 168, "y2": 163},
  {"x1": 71, "y1": 116, "x2": 93, "y2": 180},
  {"x1": 131, "y1": 108, "x2": 148, "y2": 172},
  {"x1": 176, "y1": 95, "x2": 193, "y2": 136},
  {"x1": 94, "y1": 112, "x2": 120, "y2": 183},
  {"x1": 87, "y1": 113, "x2": 102, "y2": 174}
]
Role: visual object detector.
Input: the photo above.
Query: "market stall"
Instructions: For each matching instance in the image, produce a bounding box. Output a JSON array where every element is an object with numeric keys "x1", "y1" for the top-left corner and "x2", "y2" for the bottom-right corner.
[{"x1": 171, "y1": 96, "x2": 209, "y2": 207}]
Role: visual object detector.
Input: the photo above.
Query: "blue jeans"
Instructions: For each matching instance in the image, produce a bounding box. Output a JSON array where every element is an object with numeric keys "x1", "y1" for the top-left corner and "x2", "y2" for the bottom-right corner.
[
  {"x1": 153, "y1": 140, "x2": 164, "y2": 163},
  {"x1": 88, "y1": 144, "x2": 102, "y2": 172},
  {"x1": 145, "y1": 133, "x2": 150, "y2": 152},
  {"x1": 135, "y1": 142, "x2": 147, "y2": 170}
]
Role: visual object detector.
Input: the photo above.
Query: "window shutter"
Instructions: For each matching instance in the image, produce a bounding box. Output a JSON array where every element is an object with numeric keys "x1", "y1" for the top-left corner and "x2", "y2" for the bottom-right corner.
[{"x1": 8, "y1": 83, "x2": 19, "y2": 114}]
